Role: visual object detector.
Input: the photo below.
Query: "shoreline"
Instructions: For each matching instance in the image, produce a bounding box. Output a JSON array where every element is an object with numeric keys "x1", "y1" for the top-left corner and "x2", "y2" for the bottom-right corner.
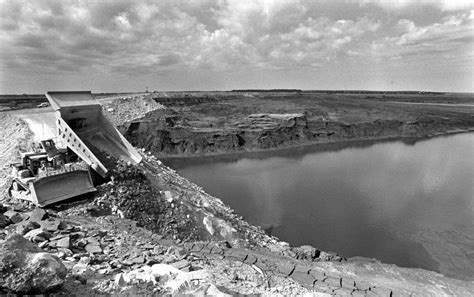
[{"x1": 158, "y1": 128, "x2": 474, "y2": 165}]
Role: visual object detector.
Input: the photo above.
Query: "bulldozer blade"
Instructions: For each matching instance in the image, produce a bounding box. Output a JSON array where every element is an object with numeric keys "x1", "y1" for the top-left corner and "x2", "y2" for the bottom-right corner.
[{"x1": 30, "y1": 170, "x2": 96, "y2": 207}]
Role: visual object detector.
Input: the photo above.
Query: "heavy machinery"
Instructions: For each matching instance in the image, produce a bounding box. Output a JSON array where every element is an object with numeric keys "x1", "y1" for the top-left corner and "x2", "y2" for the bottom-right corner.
[
  {"x1": 9, "y1": 140, "x2": 96, "y2": 206},
  {"x1": 46, "y1": 91, "x2": 141, "y2": 177},
  {"x1": 9, "y1": 91, "x2": 142, "y2": 206}
]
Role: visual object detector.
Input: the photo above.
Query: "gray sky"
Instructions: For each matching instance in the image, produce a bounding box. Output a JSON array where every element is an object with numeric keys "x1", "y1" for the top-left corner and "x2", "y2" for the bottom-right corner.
[{"x1": 1, "y1": 0, "x2": 473, "y2": 93}]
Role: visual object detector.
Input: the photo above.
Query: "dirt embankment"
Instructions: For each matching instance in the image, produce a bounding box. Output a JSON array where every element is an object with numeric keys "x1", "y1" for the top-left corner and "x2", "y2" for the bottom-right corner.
[
  {"x1": 0, "y1": 114, "x2": 32, "y2": 194},
  {"x1": 118, "y1": 93, "x2": 474, "y2": 157}
]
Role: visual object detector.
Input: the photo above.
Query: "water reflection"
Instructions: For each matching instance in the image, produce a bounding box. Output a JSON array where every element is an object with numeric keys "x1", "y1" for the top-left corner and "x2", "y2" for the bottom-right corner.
[{"x1": 169, "y1": 133, "x2": 474, "y2": 277}]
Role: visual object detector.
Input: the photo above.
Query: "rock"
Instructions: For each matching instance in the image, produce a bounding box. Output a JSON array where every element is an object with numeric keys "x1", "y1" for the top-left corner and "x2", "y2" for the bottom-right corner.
[
  {"x1": 0, "y1": 204, "x2": 8, "y2": 213},
  {"x1": 130, "y1": 256, "x2": 145, "y2": 264},
  {"x1": 24, "y1": 228, "x2": 52, "y2": 242},
  {"x1": 309, "y1": 269, "x2": 325, "y2": 280},
  {"x1": 85, "y1": 244, "x2": 102, "y2": 254},
  {"x1": 369, "y1": 286, "x2": 393, "y2": 296},
  {"x1": 151, "y1": 263, "x2": 181, "y2": 278},
  {"x1": 0, "y1": 234, "x2": 67, "y2": 293},
  {"x1": 0, "y1": 213, "x2": 10, "y2": 228},
  {"x1": 152, "y1": 246, "x2": 162, "y2": 255},
  {"x1": 292, "y1": 271, "x2": 315, "y2": 287},
  {"x1": 293, "y1": 245, "x2": 319, "y2": 261},
  {"x1": 318, "y1": 251, "x2": 344, "y2": 262},
  {"x1": 4, "y1": 210, "x2": 24, "y2": 224},
  {"x1": 39, "y1": 219, "x2": 62, "y2": 232},
  {"x1": 3, "y1": 210, "x2": 16, "y2": 219},
  {"x1": 16, "y1": 221, "x2": 40, "y2": 235},
  {"x1": 49, "y1": 234, "x2": 69, "y2": 241},
  {"x1": 275, "y1": 262, "x2": 295, "y2": 276},
  {"x1": 170, "y1": 259, "x2": 189, "y2": 270},
  {"x1": 89, "y1": 230, "x2": 107, "y2": 238},
  {"x1": 324, "y1": 276, "x2": 342, "y2": 288},
  {"x1": 57, "y1": 220, "x2": 68, "y2": 230},
  {"x1": 9, "y1": 213, "x2": 25, "y2": 224},
  {"x1": 164, "y1": 191, "x2": 174, "y2": 202},
  {"x1": 76, "y1": 238, "x2": 87, "y2": 248},
  {"x1": 164, "y1": 269, "x2": 209, "y2": 292},
  {"x1": 71, "y1": 262, "x2": 93, "y2": 278},
  {"x1": 166, "y1": 245, "x2": 186, "y2": 258},
  {"x1": 29, "y1": 208, "x2": 47, "y2": 222},
  {"x1": 118, "y1": 266, "x2": 158, "y2": 286},
  {"x1": 56, "y1": 236, "x2": 70, "y2": 249},
  {"x1": 206, "y1": 284, "x2": 232, "y2": 296},
  {"x1": 54, "y1": 249, "x2": 68, "y2": 259},
  {"x1": 115, "y1": 273, "x2": 126, "y2": 287},
  {"x1": 341, "y1": 277, "x2": 356, "y2": 290},
  {"x1": 85, "y1": 236, "x2": 100, "y2": 245}
]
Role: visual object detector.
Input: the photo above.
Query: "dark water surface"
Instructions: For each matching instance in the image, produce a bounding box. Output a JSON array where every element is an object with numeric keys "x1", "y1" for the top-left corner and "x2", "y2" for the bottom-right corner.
[{"x1": 166, "y1": 133, "x2": 474, "y2": 273}]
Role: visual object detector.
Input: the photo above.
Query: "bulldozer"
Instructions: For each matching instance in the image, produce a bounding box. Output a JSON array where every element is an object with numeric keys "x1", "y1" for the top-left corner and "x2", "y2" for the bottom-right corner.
[
  {"x1": 9, "y1": 91, "x2": 142, "y2": 207},
  {"x1": 9, "y1": 139, "x2": 96, "y2": 206}
]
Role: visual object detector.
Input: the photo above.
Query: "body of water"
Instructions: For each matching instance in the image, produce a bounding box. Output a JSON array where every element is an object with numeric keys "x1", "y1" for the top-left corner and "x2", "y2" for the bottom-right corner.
[{"x1": 167, "y1": 133, "x2": 474, "y2": 275}]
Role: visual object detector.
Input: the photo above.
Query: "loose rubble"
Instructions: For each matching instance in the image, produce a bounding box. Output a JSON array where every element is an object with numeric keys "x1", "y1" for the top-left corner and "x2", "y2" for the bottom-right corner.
[{"x1": 101, "y1": 95, "x2": 165, "y2": 127}]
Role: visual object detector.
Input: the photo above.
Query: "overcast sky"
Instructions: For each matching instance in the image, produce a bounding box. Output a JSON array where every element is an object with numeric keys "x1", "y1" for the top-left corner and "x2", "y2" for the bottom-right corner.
[{"x1": 0, "y1": 0, "x2": 473, "y2": 93}]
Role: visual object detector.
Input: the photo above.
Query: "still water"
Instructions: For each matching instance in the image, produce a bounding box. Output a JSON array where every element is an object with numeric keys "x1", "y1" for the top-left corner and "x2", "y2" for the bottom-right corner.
[{"x1": 167, "y1": 133, "x2": 474, "y2": 273}]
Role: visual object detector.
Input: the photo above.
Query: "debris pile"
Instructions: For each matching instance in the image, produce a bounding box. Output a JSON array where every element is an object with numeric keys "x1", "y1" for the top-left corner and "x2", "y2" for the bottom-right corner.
[
  {"x1": 90, "y1": 157, "x2": 198, "y2": 241},
  {"x1": 0, "y1": 114, "x2": 32, "y2": 195},
  {"x1": 101, "y1": 95, "x2": 165, "y2": 127},
  {"x1": 0, "y1": 201, "x2": 215, "y2": 295}
]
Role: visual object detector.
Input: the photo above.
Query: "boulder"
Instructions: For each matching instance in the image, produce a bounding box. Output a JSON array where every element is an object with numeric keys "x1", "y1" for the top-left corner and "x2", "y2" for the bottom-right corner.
[
  {"x1": 28, "y1": 208, "x2": 47, "y2": 222},
  {"x1": 24, "y1": 228, "x2": 52, "y2": 242},
  {"x1": 0, "y1": 213, "x2": 10, "y2": 228},
  {"x1": 3, "y1": 210, "x2": 24, "y2": 224},
  {"x1": 293, "y1": 245, "x2": 319, "y2": 261},
  {"x1": 56, "y1": 236, "x2": 70, "y2": 249},
  {"x1": 0, "y1": 234, "x2": 67, "y2": 293},
  {"x1": 16, "y1": 221, "x2": 40, "y2": 235},
  {"x1": 85, "y1": 244, "x2": 102, "y2": 254}
]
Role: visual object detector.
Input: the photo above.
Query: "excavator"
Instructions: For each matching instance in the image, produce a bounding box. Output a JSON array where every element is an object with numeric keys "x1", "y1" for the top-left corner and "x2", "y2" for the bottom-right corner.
[{"x1": 9, "y1": 91, "x2": 142, "y2": 207}]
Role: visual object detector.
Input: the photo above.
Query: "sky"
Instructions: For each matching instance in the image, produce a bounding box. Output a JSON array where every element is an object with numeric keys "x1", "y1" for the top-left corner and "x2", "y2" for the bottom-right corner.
[{"x1": 0, "y1": 0, "x2": 473, "y2": 93}]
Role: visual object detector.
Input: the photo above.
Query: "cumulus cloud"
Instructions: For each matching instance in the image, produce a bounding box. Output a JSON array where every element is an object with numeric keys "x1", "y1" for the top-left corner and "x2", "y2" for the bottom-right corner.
[
  {"x1": 0, "y1": 0, "x2": 384, "y2": 74},
  {"x1": 369, "y1": 11, "x2": 474, "y2": 61},
  {"x1": 360, "y1": 0, "x2": 474, "y2": 11},
  {"x1": 0, "y1": 0, "x2": 472, "y2": 92}
]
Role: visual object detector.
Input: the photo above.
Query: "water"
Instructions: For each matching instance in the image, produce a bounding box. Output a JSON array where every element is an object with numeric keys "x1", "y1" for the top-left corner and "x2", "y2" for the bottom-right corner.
[{"x1": 166, "y1": 133, "x2": 474, "y2": 274}]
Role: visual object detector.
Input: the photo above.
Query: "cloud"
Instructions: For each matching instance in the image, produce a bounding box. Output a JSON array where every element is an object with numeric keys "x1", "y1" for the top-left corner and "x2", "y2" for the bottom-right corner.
[
  {"x1": 369, "y1": 12, "x2": 474, "y2": 61},
  {"x1": 360, "y1": 0, "x2": 474, "y2": 11},
  {"x1": 0, "y1": 0, "x2": 472, "y2": 92},
  {"x1": 0, "y1": 0, "x2": 385, "y2": 74}
]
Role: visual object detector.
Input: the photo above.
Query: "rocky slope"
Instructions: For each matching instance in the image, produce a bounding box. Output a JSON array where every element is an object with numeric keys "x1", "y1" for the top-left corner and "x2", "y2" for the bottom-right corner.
[{"x1": 2, "y1": 155, "x2": 474, "y2": 296}]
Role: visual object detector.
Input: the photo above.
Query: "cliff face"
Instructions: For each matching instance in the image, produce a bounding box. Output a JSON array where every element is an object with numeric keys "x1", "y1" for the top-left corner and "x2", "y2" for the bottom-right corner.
[{"x1": 119, "y1": 112, "x2": 462, "y2": 157}]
